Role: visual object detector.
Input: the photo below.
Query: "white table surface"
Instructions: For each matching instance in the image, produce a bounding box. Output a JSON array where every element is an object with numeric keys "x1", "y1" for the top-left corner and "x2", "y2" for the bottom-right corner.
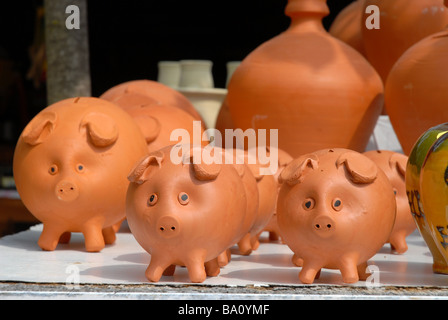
[{"x1": 1, "y1": 223, "x2": 447, "y2": 290}]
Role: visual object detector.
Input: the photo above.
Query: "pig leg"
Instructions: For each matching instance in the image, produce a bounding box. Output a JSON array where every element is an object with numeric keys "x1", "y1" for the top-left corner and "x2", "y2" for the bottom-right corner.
[
  {"x1": 162, "y1": 264, "x2": 176, "y2": 276},
  {"x1": 250, "y1": 232, "x2": 262, "y2": 251},
  {"x1": 102, "y1": 226, "x2": 116, "y2": 245},
  {"x1": 82, "y1": 223, "x2": 105, "y2": 252},
  {"x1": 292, "y1": 254, "x2": 303, "y2": 267},
  {"x1": 38, "y1": 223, "x2": 67, "y2": 251},
  {"x1": 238, "y1": 233, "x2": 253, "y2": 255},
  {"x1": 299, "y1": 260, "x2": 322, "y2": 284},
  {"x1": 389, "y1": 231, "x2": 408, "y2": 254},
  {"x1": 58, "y1": 232, "x2": 71, "y2": 244},
  {"x1": 357, "y1": 262, "x2": 369, "y2": 281},
  {"x1": 185, "y1": 254, "x2": 207, "y2": 283},
  {"x1": 145, "y1": 255, "x2": 173, "y2": 282},
  {"x1": 339, "y1": 256, "x2": 360, "y2": 283},
  {"x1": 217, "y1": 249, "x2": 231, "y2": 267},
  {"x1": 205, "y1": 258, "x2": 220, "y2": 277}
]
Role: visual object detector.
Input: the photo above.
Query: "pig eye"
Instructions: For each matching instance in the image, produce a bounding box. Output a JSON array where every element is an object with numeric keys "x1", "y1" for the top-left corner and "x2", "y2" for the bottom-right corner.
[
  {"x1": 48, "y1": 165, "x2": 58, "y2": 175},
  {"x1": 76, "y1": 164, "x2": 84, "y2": 173},
  {"x1": 178, "y1": 192, "x2": 189, "y2": 205},
  {"x1": 332, "y1": 198, "x2": 343, "y2": 211},
  {"x1": 302, "y1": 198, "x2": 315, "y2": 211},
  {"x1": 147, "y1": 193, "x2": 158, "y2": 206}
]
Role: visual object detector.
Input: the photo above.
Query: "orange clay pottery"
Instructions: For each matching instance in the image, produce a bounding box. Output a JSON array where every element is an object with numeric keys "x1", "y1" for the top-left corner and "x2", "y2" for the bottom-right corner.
[
  {"x1": 101, "y1": 91, "x2": 206, "y2": 154},
  {"x1": 329, "y1": 0, "x2": 366, "y2": 56},
  {"x1": 406, "y1": 123, "x2": 448, "y2": 274},
  {"x1": 277, "y1": 148, "x2": 396, "y2": 284},
  {"x1": 364, "y1": 150, "x2": 416, "y2": 254},
  {"x1": 263, "y1": 147, "x2": 294, "y2": 242},
  {"x1": 13, "y1": 97, "x2": 148, "y2": 252},
  {"x1": 362, "y1": 0, "x2": 448, "y2": 83},
  {"x1": 235, "y1": 149, "x2": 277, "y2": 254},
  {"x1": 126, "y1": 145, "x2": 248, "y2": 283},
  {"x1": 99, "y1": 79, "x2": 205, "y2": 126},
  {"x1": 226, "y1": 0, "x2": 383, "y2": 159},
  {"x1": 385, "y1": 27, "x2": 448, "y2": 155}
]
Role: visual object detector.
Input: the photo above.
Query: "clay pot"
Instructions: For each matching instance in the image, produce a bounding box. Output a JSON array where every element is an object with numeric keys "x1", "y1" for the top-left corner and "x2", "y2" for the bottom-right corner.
[
  {"x1": 126, "y1": 145, "x2": 248, "y2": 283},
  {"x1": 227, "y1": 0, "x2": 384, "y2": 159},
  {"x1": 362, "y1": 0, "x2": 448, "y2": 83},
  {"x1": 13, "y1": 97, "x2": 148, "y2": 252},
  {"x1": 385, "y1": 28, "x2": 448, "y2": 155},
  {"x1": 99, "y1": 79, "x2": 205, "y2": 126},
  {"x1": 157, "y1": 61, "x2": 181, "y2": 88},
  {"x1": 406, "y1": 123, "x2": 448, "y2": 274},
  {"x1": 364, "y1": 150, "x2": 416, "y2": 254},
  {"x1": 329, "y1": 0, "x2": 366, "y2": 56},
  {"x1": 277, "y1": 148, "x2": 396, "y2": 283}
]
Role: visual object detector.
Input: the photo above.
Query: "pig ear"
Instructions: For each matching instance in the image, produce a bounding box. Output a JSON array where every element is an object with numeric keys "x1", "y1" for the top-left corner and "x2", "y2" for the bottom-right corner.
[
  {"x1": 336, "y1": 151, "x2": 377, "y2": 184},
  {"x1": 132, "y1": 115, "x2": 161, "y2": 143},
  {"x1": 279, "y1": 154, "x2": 319, "y2": 185},
  {"x1": 22, "y1": 112, "x2": 57, "y2": 145},
  {"x1": 80, "y1": 112, "x2": 119, "y2": 148},
  {"x1": 192, "y1": 162, "x2": 222, "y2": 181},
  {"x1": 389, "y1": 153, "x2": 407, "y2": 179},
  {"x1": 128, "y1": 151, "x2": 164, "y2": 184}
]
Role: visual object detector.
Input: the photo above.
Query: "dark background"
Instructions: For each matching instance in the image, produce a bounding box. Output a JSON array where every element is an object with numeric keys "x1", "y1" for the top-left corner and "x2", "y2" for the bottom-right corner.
[{"x1": 0, "y1": 0, "x2": 354, "y2": 168}]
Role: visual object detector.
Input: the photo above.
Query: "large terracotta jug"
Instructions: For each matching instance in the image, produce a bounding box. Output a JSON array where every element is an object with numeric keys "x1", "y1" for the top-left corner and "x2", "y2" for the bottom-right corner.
[
  {"x1": 385, "y1": 28, "x2": 448, "y2": 155},
  {"x1": 227, "y1": 0, "x2": 383, "y2": 159},
  {"x1": 362, "y1": 0, "x2": 448, "y2": 83}
]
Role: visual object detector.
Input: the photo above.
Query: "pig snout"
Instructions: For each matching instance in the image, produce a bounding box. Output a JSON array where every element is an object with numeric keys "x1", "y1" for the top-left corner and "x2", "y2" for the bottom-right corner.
[
  {"x1": 156, "y1": 216, "x2": 180, "y2": 239},
  {"x1": 55, "y1": 180, "x2": 79, "y2": 201},
  {"x1": 312, "y1": 214, "x2": 335, "y2": 237}
]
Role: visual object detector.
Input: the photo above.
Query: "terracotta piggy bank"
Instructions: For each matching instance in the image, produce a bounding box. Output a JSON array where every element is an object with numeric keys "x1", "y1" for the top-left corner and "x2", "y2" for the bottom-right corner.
[
  {"x1": 99, "y1": 79, "x2": 205, "y2": 125},
  {"x1": 126, "y1": 145, "x2": 247, "y2": 283},
  {"x1": 277, "y1": 148, "x2": 396, "y2": 284},
  {"x1": 364, "y1": 150, "x2": 416, "y2": 254},
  {"x1": 13, "y1": 97, "x2": 148, "y2": 252},
  {"x1": 263, "y1": 147, "x2": 293, "y2": 241},
  {"x1": 108, "y1": 100, "x2": 206, "y2": 154}
]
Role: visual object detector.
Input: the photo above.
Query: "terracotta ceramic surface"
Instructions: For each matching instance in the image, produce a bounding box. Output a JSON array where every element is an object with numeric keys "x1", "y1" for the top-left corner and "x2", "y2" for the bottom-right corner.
[
  {"x1": 99, "y1": 79, "x2": 205, "y2": 126},
  {"x1": 277, "y1": 148, "x2": 396, "y2": 284},
  {"x1": 364, "y1": 150, "x2": 415, "y2": 253},
  {"x1": 126, "y1": 145, "x2": 248, "y2": 283},
  {"x1": 385, "y1": 28, "x2": 448, "y2": 155},
  {"x1": 362, "y1": 0, "x2": 448, "y2": 83},
  {"x1": 111, "y1": 99, "x2": 205, "y2": 154},
  {"x1": 13, "y1": 97, "x2": 148, "y2": 252},
  {"x1": 214, "y1": 97, "x2": 233, "y2": 135},
  {"x1": 329, "y1": 0, "x2": 366, "y2": 56},
  {"x1": 240, "y1": 150, "x2": 277, "y2": 253},
  {"x1": 263, "y1": 147, "x2": 294, "y2": 242},
  {"x1": 226, "y1": 0, "x2": 383, "y2": 159},
  {"x1": 407, "y1": 123, "x2": 448, "y2": 275}
]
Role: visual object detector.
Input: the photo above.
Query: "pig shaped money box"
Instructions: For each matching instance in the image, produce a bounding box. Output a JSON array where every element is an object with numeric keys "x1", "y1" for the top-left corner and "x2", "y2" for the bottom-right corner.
[
  {"x1": 99, "y1": 79, "x2": 204, "y2": 125},
  {"x1": 126, "y1": 145, "x2": 247, "y2": 283},
  {"x1": 106, "y1": 97, "x2": 205, "y2": 154},
  {"x1": 13, "y1": 97, "x2": 148, "y2": 252},
  {"x1": 238, "y1": 150, "x2": 277, "y2": 254},
  {"x1": 277, "y1": 148, "x2": 396, "y2": 284},
  {"x1": 263, "y1": 147, "x2": 293, "y2": 241},
  {"x1": 364, "y1": 150, "x2": 416, "y2": 254}
]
